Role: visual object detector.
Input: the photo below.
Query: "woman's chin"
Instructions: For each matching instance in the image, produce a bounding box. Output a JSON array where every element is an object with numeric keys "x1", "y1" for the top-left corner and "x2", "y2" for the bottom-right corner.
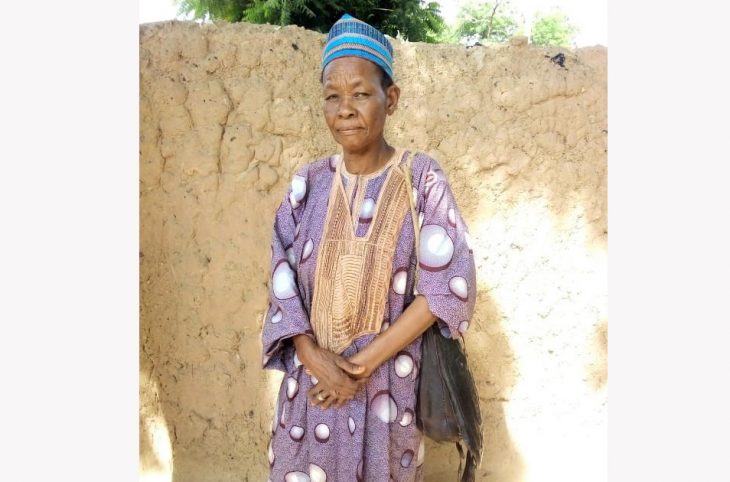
[
  {"x1": 337, "y1": 138, "x2": 366, "y2": 151},
  {"x1": 335, "y1": 134, "x2": 378, "y2": 152}
]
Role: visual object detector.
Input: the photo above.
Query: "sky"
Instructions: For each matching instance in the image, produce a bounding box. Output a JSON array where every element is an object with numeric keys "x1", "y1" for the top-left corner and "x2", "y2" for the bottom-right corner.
[{"x1": 139, "y1": 0, "x2": 607, "y2": 47}]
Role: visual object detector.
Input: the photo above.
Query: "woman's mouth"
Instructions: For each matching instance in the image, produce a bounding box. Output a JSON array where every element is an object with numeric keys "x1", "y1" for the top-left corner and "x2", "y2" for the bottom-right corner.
[{"x1": 338, "y1": 127, "x2": 363, "y2": 135}]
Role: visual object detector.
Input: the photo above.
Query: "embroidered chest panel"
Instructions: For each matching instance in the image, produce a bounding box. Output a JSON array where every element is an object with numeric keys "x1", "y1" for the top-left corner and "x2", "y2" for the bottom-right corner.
[{"x1": 310, "y1": 158, "x2": 410, "y2": 354}]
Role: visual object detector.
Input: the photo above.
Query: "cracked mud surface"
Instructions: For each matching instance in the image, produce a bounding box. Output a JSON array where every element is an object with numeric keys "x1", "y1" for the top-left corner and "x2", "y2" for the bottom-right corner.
[{"x1": 140, "y1": 20, "x2": 607, "y2": 482}]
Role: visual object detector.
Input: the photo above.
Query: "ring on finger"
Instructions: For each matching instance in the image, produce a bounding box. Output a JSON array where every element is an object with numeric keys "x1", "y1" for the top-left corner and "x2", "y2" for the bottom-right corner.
[{"x1": 316, "y1": 393, "x2": 327, "y2": 402}]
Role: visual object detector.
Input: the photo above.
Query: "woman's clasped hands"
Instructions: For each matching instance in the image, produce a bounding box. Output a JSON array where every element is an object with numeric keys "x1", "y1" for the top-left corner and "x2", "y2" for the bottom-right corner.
[{"x1": 293, "y1": 335, "x2": 372, "y2": 409}]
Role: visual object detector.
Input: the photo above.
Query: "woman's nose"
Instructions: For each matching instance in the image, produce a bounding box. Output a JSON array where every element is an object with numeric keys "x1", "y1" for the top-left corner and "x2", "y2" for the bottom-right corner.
[{"x1": 338, "y1": 97, "x2": 356, "y2": 118}]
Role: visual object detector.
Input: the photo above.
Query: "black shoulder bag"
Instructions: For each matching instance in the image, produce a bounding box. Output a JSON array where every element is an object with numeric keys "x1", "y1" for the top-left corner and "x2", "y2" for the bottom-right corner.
[{"x1": 402, "y1": 152, "x2": 484, "y2": 482}]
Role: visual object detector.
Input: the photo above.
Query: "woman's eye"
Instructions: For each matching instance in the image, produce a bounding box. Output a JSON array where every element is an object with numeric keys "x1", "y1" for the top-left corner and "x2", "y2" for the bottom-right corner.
[
  {"x1": 325, "y1": 94, "x2": 338, "y2": 101},
  {"x1": 355, "y1": 92, "x2": 369, "y2": 98}
]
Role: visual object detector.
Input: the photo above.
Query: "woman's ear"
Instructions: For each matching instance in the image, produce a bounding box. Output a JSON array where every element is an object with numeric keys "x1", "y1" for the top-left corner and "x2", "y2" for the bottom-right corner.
[{"x1": 386, "y1": 84, "x2": 401, "y2": 115}]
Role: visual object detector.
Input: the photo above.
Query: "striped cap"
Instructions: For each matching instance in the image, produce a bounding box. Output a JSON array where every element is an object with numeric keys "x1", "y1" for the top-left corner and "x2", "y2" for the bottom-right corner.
[{"x1": 322, "y1": 13, "x2": 394, "y2": 82}]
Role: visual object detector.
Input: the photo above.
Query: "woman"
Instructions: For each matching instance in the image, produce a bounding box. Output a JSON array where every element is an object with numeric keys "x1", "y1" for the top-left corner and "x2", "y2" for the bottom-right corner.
[{"x1": 261, "y1": 13, "x2": 476, "y2": 482}]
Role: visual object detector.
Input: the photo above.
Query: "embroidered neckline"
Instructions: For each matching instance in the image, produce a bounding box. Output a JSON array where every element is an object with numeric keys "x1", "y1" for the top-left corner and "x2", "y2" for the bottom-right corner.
[
  {"x1": 335, "y1": 147, "x2": 406, "y2": 240},
  {"x1": 338, "y1": 147, "x2": 404, "y2": 181}
]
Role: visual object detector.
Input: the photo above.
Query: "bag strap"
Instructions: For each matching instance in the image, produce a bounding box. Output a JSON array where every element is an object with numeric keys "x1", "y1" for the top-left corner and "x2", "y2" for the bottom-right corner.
[{"x1": 401, "y1": 151, "x2": 421, "y2": 289}]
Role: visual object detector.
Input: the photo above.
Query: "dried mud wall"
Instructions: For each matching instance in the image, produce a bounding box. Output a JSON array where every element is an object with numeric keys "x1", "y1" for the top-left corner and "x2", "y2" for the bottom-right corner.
[{"x1": 140, "y1": 20, "x2": 607, "y2": 482}]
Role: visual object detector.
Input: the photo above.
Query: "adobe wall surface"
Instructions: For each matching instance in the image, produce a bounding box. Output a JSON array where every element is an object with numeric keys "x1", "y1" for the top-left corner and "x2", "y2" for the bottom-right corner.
[{"x1": 139, "y1": 20, "x2": 607, "y2": 482}]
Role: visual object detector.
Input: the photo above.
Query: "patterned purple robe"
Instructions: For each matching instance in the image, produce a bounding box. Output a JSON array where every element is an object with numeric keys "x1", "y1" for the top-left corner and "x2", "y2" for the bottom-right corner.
[{"x1": 261, "y1": 150, "x2": 476, "y2": 482}]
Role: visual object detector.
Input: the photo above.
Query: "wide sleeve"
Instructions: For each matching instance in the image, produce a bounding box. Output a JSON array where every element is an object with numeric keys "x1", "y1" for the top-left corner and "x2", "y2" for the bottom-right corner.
[
  {"x1": 260, "y1": 165, "x2": 314, "y2": 372},
  {"x1": 413, "y1": 155, "x2": 477, "y2": 339}
]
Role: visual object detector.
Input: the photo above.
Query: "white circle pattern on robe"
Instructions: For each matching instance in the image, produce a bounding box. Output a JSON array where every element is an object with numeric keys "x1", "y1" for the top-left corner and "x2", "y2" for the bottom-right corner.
[
  {"x1": 449, "y1": 276, "x2": 469, "y2": 301},
  {"x1": 458, "y1": 321, "x2": 470, "y2": 334},
  {"x1": 448, "y1": 208, "x2": 457, "y2": 227},
  {"x1": 293, "y1": 352, "x2": 302, "y2": 368},
  {"x1": 392, "y1": 268, "x2": 407, "y2": 295},
  {"x1": 286, "y1": 246, "x2": 296, "y2": 268},
  {"x1": 273, "y1": 260, "x2": 298, "y2": 299},
  {"x1": 419, "y1": 224, "x2": 454, "y2": 272},
  {"x1": 268, "y1": 439, "x2": 275, "y2": 465},
  {"x1": 400, "y1": 450, "x2": 414, "y2": 468},
  {"x1": 399, "y1": 409, "x2": 413, "y2": 427},
  {"x1": 380, "y1": 322, "x2": 390, "y2": 333},
  {"x1": 285, "y1": 472, "x2": 310, "y2": 482},
  {"x1": 418, "y1": 211, "x2": 424, "y2": 229},
  {"x1": 371, "y1": 391, "x2": 398, "y2": 423},
  {"x1": 309, "y1": 464, "x2": 326, "y2": 482},
  {"x1": 310, "y1": 374, "x2": 318, "y2": 385},
  {"x1": 291, "y1": 175, "x2": 307, "y2": 203},
  {"x1": 424, "y1": 170, "x2": 441, "y2": 198},
  {"x1": 286, "y1": 377, "x2": 298, "y2": 400},
  {"x1": 356, "y1": 460, "x2": 363, "y2": 482},
  {"x1": 279, "y1": 404, "x2": 287, "y2": 428},
  {"x1": 411, "y1": 362, "x2": 419, "y2": 382},
  {"x1": 289, "y1": 191, "x2": 301, "y2": 209},
  {"x1": 314, "y1": 423, "x2": 330, "y2": 442},
  {"x1": 348, "y1": 417, "x2": 356, "y2": 434},
  {"x1": 417, "y1": 438, "x2": 425, "y2": 466},
  {"x1": 440, "y1": 323, "x2": 452, "y2": 338},
  {"x1": 301, "y1": 239, "x2": 314, "y2": 263},
  {"x1": 290, "y1": 425, "x2": 304, "y2": 441},
  {"x1": 271, "y1": 309, "x2": 283, "y2": 324},
  {"x1": 394, "y1": 352, "x2": 414, "y2": 378},
  {"x1": 272, "y1": 403, "x2": 279, "y2": 433},
  {"x1": 359, "y1": 197, "x2": 375, "y2": 222}
]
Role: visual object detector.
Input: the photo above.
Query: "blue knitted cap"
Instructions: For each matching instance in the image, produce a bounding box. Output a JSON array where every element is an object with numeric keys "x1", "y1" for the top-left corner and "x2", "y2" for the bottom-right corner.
[{"x1": 322, "y1": 13, "x2": 395, "y2": 82}]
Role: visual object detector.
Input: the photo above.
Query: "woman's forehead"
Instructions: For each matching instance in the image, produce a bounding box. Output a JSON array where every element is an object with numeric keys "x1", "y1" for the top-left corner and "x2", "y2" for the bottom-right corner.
[{"x1": 322, "y1": 57, "x2": 380, "y2": 85}]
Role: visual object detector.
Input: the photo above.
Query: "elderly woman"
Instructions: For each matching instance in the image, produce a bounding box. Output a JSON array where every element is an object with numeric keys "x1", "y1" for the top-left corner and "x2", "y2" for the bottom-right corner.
[{"x1": 261, "y1": 13, "x2": 476, "y2": 482}]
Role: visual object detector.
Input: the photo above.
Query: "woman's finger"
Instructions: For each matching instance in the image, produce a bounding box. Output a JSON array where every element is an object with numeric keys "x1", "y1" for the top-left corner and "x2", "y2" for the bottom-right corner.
[
  {"x1": 307, "y1": 385, "x2": 320, "y2": 399},
  {"x1": 308, "y1": 372, "x2": 357, "y2": 398},
  {"x1": 320, "y1": 396, "x2": 333, "y2": 410},
  {"x1": 335, "y1": 357, "x2": 366, "y2": 377},
  {"x1": 310, "y1": 392, "x2": 327, "y2": 408},
  {"x1": 321, "y1": 392, "x2": 344, "y2": 410}
]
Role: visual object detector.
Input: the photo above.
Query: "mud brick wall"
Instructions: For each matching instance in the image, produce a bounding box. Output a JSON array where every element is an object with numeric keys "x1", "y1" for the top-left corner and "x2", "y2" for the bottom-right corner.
[{"x1": 139, "y1": 20, "x2": 607, "y2": 482}]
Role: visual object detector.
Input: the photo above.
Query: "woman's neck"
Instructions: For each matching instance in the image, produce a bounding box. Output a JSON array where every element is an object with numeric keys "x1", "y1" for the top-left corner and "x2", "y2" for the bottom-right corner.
[{"x1": 342, "y1": 141, "x2": 395, "y2": 175}]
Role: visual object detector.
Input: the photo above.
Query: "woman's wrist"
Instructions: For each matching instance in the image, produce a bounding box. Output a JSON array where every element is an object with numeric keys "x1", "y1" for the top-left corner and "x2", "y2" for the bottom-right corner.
[{"x1": 293, "y1": 334, "x2": 317, "y2": 363}]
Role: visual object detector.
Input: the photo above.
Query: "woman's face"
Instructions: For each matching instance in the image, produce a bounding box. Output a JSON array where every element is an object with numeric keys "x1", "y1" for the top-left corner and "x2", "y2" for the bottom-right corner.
[{"x1": 322, "y1": 56, "x2": 399, "y2": 153}]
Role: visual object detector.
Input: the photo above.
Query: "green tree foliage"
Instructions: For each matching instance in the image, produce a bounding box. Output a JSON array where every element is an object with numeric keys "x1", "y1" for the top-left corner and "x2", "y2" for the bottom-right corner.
[
  {"x1": 375, "y1": 1, "x2": 445, "y2": 43},
  {"x1": 530, "y1": 9, "x2": 577, "y2": 48},
  {"x1": 175, "y1": 0, "x2": 445, "y2": 42},
  {"x1": 244, "y1": 0, "x2": 338, "y2": 27},
  {"x1": 176, "y1": 0, "x2": 253, "y2": 22},
  {"x1": 453, "y1": 1, "x2": 521, "y2": 44}
]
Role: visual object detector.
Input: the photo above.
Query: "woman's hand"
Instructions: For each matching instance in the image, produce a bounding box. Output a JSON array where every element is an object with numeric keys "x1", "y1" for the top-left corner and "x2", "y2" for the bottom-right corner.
[
  {"x1": 293, "y1": 335, "x2": 368, "y2": 409},
  {"x1": 346, "y1": 351, "x2": 375, "y2": 380},
  {"x1": 347, "y1": 297, "x2": 437, "y2": 383}
]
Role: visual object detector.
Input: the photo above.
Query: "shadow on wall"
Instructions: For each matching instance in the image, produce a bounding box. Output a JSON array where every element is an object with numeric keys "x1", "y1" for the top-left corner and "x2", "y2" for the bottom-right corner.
[{"x1": 140, "y1": 241, "x2": 278, "y2": 482}]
